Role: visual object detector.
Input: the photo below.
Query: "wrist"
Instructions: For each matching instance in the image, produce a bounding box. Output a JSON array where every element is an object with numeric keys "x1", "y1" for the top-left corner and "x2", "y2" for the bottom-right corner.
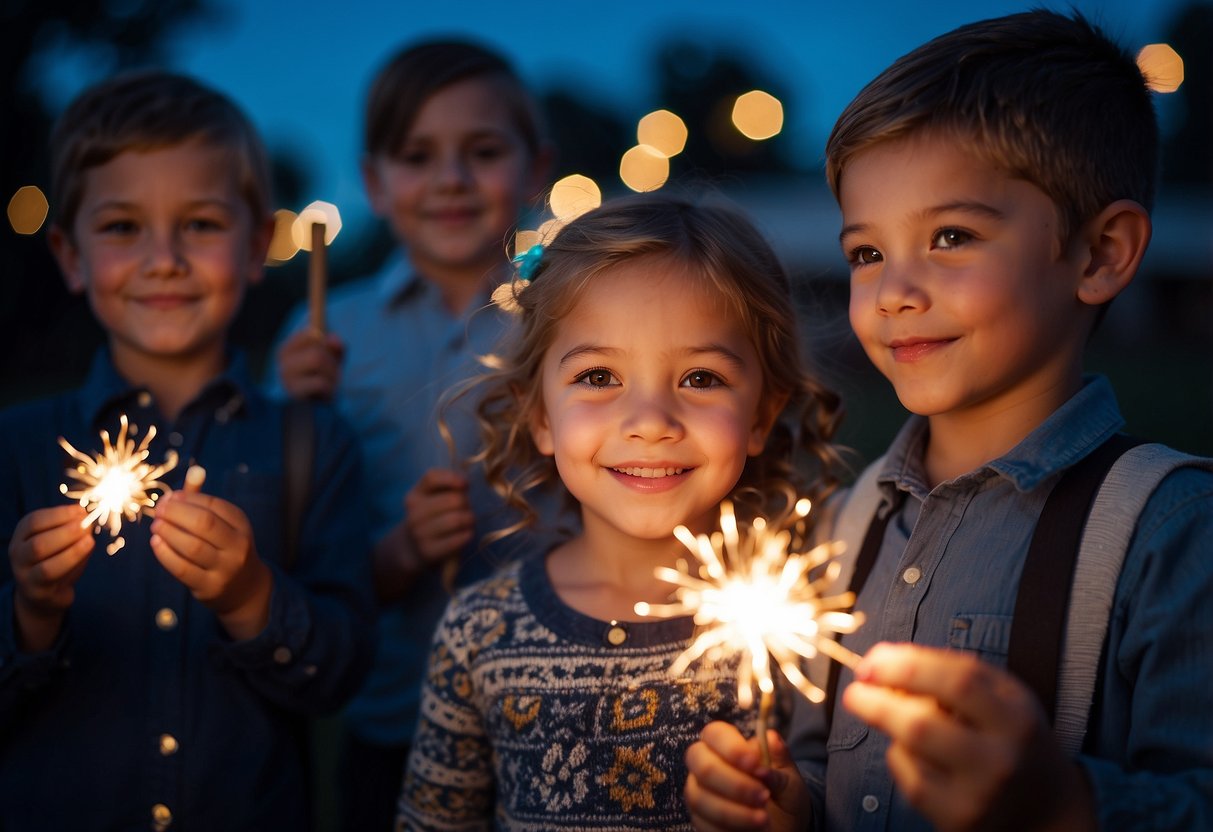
[
  {"x1": 216, "y1": 560, "x2": 273, "y2": 641},
  {"x1": 14, "y1": 593, "x2": 66, "y2": 653}
]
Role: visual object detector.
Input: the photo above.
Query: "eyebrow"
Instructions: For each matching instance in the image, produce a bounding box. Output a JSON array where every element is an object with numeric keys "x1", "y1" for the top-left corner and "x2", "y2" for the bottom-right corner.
[
  {"x1": 88, "y1": 197, "x2": 236, "y2": 214},
  {"x1": 839, "y1": 200, "x2": 1007, "y2": 244},
  {"x1": 558, "y1": 343, "x2": 749, "y2": 370}
]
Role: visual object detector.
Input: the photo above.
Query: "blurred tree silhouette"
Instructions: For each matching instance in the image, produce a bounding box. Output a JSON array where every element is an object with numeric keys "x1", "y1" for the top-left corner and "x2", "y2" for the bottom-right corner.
[{"x1": 1160, "y1": 1, "x2": 1213, "y2": 187}]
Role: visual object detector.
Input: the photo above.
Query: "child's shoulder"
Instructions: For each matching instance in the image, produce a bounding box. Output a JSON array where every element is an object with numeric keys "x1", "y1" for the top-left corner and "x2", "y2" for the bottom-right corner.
[
  {"x1": 447, "y1": 559, "x2": 527, "y2": 613},
  {"x1": 0, "y1": 389, "x2": 76, "y2": 442}
]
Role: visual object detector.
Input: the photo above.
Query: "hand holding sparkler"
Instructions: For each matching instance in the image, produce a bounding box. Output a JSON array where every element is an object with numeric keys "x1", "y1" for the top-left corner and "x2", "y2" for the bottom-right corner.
[
  {"x1": 274, "y1": 327, "x2": 345, "y2": 402},
  {"x1": 7, "y1": 504, "x2": 95, "y2": 652},
  {"x1": 150, "y1": 471, "x2": 273, "y2": 640}
]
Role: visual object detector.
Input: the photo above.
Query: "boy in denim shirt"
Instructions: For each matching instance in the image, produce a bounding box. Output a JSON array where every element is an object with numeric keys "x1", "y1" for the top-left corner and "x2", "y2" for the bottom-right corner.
[
  {"x1": 0, "y1": 71, "x2": 374, "y2": 830},
  {"x1": 685, "y1": 11, "x2": 1213, "y2": 831}
]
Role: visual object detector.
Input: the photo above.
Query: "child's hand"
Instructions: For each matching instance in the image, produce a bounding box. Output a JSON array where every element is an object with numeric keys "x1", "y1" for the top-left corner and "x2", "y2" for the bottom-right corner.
[
  {"x1": 275, "y1": 328, "x2": 345, "y2": 401},
  {"x1": 8, "y1": 504, "x2": 94, "y2": 651},
  {"x1": 843, "y1": 642, "x2": 1096, "y2": 832},
  {"x1": 684, "y1": 720, "x2": 811, "y2": 832},
  {"x1": 150, "y1": 481, "x2": 272, "y2": 641},
  {"x1": 405, "y1": 468, "x2": 474, "y2": 564}
]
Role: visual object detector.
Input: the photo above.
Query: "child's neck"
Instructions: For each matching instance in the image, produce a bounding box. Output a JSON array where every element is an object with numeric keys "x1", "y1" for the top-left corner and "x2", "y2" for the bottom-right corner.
[
  {"x1": 112, "y1": 344, "x2": 226, "y2": 424},
  {"x1": 923, "y1": 376, "x2": 1082, "y2": 487},
  {"x1": 546, "y1": 531, "x2": 687, "y2": 624},
  {"x1": 418, "y1": 259, "x2": 509, "y2": 316}
]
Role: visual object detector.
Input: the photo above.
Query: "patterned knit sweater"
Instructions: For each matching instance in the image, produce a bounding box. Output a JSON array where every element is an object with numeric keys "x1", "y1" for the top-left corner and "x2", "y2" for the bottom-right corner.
[{"x1": 397, "y1": 554, "x2": 771, "y2": 831}]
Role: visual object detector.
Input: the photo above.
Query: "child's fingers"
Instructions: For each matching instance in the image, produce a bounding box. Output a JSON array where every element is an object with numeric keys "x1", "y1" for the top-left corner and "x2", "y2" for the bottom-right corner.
[
  {"x1": 684, "y1": 772, "x2": 770, "y2": 831},
  {"x1": 856, "y1": 642, "x2": 1034, "y2": 731},
  {"x1": 156, "y1": 491, "x2": 245, "y2": 544},
  {"x1": 150, "y1": 532, "x2": 211, "y2": 589},
  {"x1": 23, "y1": 533, "x2": 95, "y2": 583},
  {"x1": 884, "y1": 742, "x2": 964, "y2": 821},
  {"x1": 411, "y1": 467, "x2": 469, "y2": 498},
  {"x1": 14, "y1": 504, "x2": 89, "y2": 541},
  {"x1": 699, "y1": 721, "x2": 766, "y2": 774},
  {"x1": 844, "y1": 680, "x2": 976, "y2": 771},
  {"x1": 684, "y1": 739, "x2": 771, "y2": 809}
]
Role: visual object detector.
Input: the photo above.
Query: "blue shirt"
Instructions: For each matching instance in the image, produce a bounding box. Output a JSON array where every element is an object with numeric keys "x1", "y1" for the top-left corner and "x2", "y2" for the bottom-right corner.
[
  {"x1": 795, "y1": 376, "x2": 1213, "y2": 830},
  {"x1": 271, "y1": 257, "x2": 555, "y2": 745},
  {"x1": 0, "y1": 350, "x2": 376, "y2": 832}
]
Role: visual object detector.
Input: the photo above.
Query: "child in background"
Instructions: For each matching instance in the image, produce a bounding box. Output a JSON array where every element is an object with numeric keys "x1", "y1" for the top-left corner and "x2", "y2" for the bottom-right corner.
[
  {"x1": 397, "y1": 193, "x2": 846, "y2": 830},
  {"x1": 0, "y1": 70, "x2": 375, "y2": 831},
  {"x1": 270, "y1": 39, "x2": 555, "y2": 831},
  {"x1": 684, "y1": 10, "x2": 1213, "y2": 832}
]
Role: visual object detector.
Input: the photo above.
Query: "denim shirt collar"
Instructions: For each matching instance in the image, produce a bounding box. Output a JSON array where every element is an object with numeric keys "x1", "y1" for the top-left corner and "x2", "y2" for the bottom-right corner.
[
  {"x1": 74, "y1": 347, "x2": 256, "y2": 430},
  {"x1": 879, "y1": 375, "x2": 1126, "y2": 498}
]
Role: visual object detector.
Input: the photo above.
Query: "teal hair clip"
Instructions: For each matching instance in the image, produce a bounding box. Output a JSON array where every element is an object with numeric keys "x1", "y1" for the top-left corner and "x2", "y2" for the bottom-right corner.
[{"x1": 512, "y1": 244, "x2": 545, "y2": 281}]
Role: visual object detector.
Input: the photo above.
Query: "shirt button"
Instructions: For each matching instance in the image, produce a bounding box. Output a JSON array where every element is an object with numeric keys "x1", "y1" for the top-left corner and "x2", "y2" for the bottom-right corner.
[
  {"x1": 862, "y1": 794, "x2": 879, "y2": 813},
  {"x1": 159, "y1": 733, "x2": 179, "y2": 755},
  {"x1": 273, "y1": 646, "x2": 293, "y2": 664},
  {"x1": 152, "y1": 803, "x2": 173, "y2": 830},
  {"x1": 168, "y1": 432, "x2": 184, "y2": 448},
  {"x1": 605, "y1": 622, "x2": 628, "y2": 646},
  {"x1": 155, "y1": 608, "x2": 178, "y2": 631},
  {"x1": 902, "y1": 566, "x2": 922, "y2": 585}
]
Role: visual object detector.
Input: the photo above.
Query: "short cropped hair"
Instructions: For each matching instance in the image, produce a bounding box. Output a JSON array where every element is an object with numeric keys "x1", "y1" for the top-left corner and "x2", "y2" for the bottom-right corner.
[
  {"x1": 363, "y1": 39, "x2": 545, "y2": 159},
  {"x1": 49, "y1": 69, "x2": 272, "y2": 231},
  {"x1": 826, "y1": 10, "x2": 1158, "y2": 244}
]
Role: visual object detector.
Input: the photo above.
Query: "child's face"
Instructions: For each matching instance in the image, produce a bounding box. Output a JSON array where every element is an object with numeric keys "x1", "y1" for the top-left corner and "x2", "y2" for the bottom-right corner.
[
  {"x1": 51, "y1": 141, "x2": 270, "y2": 376},
  {"x1": 529, "y1": 258, "x2": 774, "y2": 546},
  {"x1": 362, "y1": 77, "x2": 545, "y2": 281},
  {"x1": 839, "y1": 131, "x2": 1091, "y2": 426}
]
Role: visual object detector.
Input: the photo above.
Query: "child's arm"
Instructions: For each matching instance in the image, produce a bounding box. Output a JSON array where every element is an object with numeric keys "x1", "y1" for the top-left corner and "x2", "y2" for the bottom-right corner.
[
  {"x1": 274, "y1": 327, "x2": 345, "y2": 402},
  {"x1": 685, "y1": 721, "x2": 812, "y2": 831},
  {"x1": 844, "y1": 642, "x2": 1095, "y2": 832},
  {"x1": 6, "y1": 505, "x2": 94, "y2": 652},
  {"x1": 397, "y1": 597, "x2": 494, "y2": 830},
  {"x1": 373, "y1": 467, "x2": 474, "y2": 602}
]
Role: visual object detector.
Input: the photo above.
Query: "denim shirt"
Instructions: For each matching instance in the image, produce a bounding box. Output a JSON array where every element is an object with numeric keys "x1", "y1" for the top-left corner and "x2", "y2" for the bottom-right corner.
[
  {"x1": 794, "y1": 376, "x2": 1213, "y2": 831},
  {"x1": 0, "y1": 350, "x2": 376, "y2": 831},
  {"x1": 269, "y1": 257, "x2": 561, "y2": 746}
]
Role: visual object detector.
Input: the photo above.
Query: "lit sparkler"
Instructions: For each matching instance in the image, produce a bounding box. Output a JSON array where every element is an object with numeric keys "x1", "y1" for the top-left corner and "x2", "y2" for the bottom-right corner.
[
  {"x1": 635, "y1": 499, "x2": 864, "y2": 762},
  {"x1": 58, "y1": 415, "x2": 178, "y2": 555}
]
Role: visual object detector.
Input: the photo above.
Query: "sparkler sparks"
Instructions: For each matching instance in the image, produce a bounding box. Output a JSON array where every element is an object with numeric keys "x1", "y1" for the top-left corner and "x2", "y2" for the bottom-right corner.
[
  {"x1": 58, "y1": 415, "x2": 178, "y2": 555},
  {"x1": 635, "y1": 499, "x2": 864, "y2": 760}
]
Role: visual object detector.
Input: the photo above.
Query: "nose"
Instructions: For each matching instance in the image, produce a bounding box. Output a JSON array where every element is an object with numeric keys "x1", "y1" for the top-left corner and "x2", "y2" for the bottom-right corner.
[
  {"x1": 143, "y1": 228, "x2": 186, "y2": 277},
  {"x1": 433, "y1": 150, "x2": 472, "y2": 190},
  {"x1": 621, "y1": 386, "x2": 684, "y2": 443},
  {"x1": 874, "y1": 260, "x2": 928, "y2": 316}
]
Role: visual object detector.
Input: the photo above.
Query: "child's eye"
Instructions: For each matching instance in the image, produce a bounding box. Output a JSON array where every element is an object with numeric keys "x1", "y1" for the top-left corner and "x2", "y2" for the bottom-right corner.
[
  {"x1": 681, "y1": 370, "x2": 723, "y2": 389},
  {"x1": 396, "y1": 149, "x2": 430, "y2": 167},
  {"x1": 574, "y1": 368, "x2": 617, "y2": 388},
  {"x1": 98, "y1": 219, "x2": 137, "y2": 235},
  {"x1": 847, "y1": 246, "x2": 882, "y2": 266},
  {"x1": 932, "y1": 228, "x2": 973, "y2": 249},
  {"x1": 185, "y1": 217, "x2": 225, "y2": 232},
  {"x1": 470, "y1": 143, "x2": 508, "y2": 162}
]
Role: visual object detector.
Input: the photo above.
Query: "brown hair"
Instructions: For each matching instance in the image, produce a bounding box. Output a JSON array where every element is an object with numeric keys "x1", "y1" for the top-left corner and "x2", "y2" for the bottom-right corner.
[
  {"x1": 50, "y1": 69, "x2": 272, "y2": 231},
  {"x1": 471, "y1": 192, "x2": 844, "y2": 539},
  {"x1": 826, "y1": 10, "x2": 1158, "y2": 244},
  {"x1": 364, "y1": 39, "x2": 545, "y2": 160}
]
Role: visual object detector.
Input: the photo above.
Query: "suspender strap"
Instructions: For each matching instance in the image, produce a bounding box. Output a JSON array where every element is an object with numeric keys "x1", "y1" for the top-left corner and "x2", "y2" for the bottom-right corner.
[
  {"x1": 824, "y1": 489, "x2": 905, "y2": 722},
  {"x1": 281, "y1": 400, "x2": 315, "y2": 572},
  {"x1": 1006, "y1": 433, "x2": 1144, "y2": 723}
]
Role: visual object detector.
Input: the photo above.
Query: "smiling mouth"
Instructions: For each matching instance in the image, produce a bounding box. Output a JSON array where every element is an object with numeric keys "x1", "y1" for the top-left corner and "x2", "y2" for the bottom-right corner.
[{"x1": 611, "y1": 466, "x2": 687, "y2": 478}]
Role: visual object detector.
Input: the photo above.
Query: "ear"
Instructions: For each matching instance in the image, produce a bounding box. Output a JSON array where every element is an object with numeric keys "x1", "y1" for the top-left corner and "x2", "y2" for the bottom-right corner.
[
  {"x1": 1073, "y1": 199, "x2": 1151, "y2": 307},
  {"x1": 360, "y1": 155, "x2": 387, "y2": 218},
  {"x1": 48, "y1": 224, "x2": 87, "y2": 294},
  {"x1": 525, "y1": 142, "x2": 556, "y2": 203},
  {"x1": 247, "y1": 214, "x2": 276, "y2": 286},
  {"x1": 748, "y1": 391, "x2": 790, "y2": 456},
  {"x1": 526, "y1": 391, "x2": 555, "y2": 456}
]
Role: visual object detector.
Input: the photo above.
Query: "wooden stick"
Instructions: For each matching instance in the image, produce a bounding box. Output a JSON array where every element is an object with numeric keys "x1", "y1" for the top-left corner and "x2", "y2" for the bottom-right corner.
[
  {"x1": 757, "y1": 687, "x2": 774, "y2": 768},
  {"x1": 309, "y1": 221, "x2": 327, "y2": 333}
]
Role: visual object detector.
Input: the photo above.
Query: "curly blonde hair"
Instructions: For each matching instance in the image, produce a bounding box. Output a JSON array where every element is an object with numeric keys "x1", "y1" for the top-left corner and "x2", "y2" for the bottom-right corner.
[{"x1": 469, "y1": 192, "x2": 844, "y2": 541}]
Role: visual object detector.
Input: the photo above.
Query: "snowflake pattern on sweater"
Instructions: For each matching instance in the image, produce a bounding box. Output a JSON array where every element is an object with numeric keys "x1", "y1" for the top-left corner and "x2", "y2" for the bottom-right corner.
[{"x1": 397, "y1": 554, "x2": 776, "y2": 831}]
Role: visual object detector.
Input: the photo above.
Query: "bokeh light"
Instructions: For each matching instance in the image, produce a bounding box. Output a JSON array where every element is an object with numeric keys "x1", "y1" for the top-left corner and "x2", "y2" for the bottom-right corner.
[
  {"x1": 1137, "y1": 43, "x2": 1184, "y2": 93},
  {"x1": 620, "y1": 145, "x2": 669, "y2": 192},
  {"x1": 637, "y1": 109, "x2": 688, "y2": 158},
  {"x1": 549, "y1": 174, "x2": 602, "y2": 221},
  {"x1": 7, "y1": 185, "x2": 49, "y2": 235},
  {"x1": 513, "y1": 228, "x2": 542, "y2": 258},
  {"x1": 732, "y1": 90, "x2": 784, "y2": 140},
  {"x1": 291, "y1": 200, "x2": 342, "y2": 251},
  {"x1": 266, "y1": 209, "x2": 300, "y2": 264}
]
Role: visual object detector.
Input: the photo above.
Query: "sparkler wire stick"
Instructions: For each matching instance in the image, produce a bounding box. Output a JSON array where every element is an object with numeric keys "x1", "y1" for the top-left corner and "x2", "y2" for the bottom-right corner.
[
  {"x1": 636, "y1": 499, "x2": 865, "y2": 766},
  {"x1": 309, "y1": 221, "x2": 327, "y2": 333}
]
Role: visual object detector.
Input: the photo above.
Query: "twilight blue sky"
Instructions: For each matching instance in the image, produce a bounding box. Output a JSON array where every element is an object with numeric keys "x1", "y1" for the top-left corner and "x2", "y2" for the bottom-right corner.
[{"x1": 34, "y1": 0, "x2": 1196, "y2": 228}]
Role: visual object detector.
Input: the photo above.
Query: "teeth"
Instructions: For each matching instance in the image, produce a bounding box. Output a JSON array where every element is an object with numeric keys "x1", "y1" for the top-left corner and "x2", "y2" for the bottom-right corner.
[{"x1": 613, "y1": 467, "x2": 686, "y2": 478}]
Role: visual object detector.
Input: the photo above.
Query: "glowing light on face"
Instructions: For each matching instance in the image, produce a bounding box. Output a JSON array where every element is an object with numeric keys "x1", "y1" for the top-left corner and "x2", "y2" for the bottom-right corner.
[
  {"x1": 636, "y1": 499, "x2": 863, "y2": 736},
  {"x1": 58, "y1": 415, "x2": 179, "y2": 555}
]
